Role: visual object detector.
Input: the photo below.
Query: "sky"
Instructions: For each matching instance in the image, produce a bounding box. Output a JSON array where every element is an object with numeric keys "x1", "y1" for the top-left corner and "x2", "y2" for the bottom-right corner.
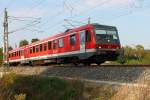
[{"x1": 0, "y1": 0, "x2": 150, "y2": 49}]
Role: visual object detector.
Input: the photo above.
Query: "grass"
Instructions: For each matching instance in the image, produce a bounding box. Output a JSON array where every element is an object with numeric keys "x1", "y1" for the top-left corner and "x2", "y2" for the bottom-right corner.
[
  {"x1": 0, "y1": 73, "x2": 84, "y2": 100},
  {"x1": 0, "y1": 72, "x2": 149, "y2": 100},
  {"x1": 0, "y1": 73, "x2": 120, "y2": 100}
]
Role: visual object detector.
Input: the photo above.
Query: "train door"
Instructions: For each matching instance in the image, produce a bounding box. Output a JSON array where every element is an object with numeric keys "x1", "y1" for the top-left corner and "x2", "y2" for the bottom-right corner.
[{"x1": 80, "y1": 31, "x2": 86, "y2": 53}]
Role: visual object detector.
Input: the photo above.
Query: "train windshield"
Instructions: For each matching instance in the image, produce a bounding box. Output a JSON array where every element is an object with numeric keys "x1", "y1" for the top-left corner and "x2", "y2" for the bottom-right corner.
[{"x1": 95, "y1": 30, "x2": 118, "y2": 40}]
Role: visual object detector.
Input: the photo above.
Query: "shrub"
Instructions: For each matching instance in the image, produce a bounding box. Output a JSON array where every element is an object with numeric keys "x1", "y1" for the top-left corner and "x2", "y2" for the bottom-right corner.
[{"x1": 0, "y1": 74, "x2": 84, "y2": 100}]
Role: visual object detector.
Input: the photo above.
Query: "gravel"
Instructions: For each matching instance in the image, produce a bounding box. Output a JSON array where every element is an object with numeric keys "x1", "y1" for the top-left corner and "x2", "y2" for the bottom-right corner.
[
  {"x1": 0, "y1": 65, "x2": 149, "y2": 83},
  {"x1": 41, "y1": 66, "x2": 149, "y2": 83}
]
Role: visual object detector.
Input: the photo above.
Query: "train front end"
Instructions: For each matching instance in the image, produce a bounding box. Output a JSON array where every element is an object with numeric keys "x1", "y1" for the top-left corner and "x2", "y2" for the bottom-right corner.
[{"x1": 92, "y1": 24, "x2": 121, "y2": 63}]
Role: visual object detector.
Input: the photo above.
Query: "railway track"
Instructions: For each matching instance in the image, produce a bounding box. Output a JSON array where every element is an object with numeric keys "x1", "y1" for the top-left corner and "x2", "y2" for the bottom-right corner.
[
  {"x1": 43, "y1": 64, "x2": 150, "y2": 67},
  {"x1": 1, "y1": 64, "x2": 149, "y2": 84}
]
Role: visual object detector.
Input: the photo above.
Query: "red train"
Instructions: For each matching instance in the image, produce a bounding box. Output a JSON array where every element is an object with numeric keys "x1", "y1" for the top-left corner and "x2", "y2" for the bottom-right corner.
[{"x1": 7, "y1": 23, "x2": 121, "y2": 65}]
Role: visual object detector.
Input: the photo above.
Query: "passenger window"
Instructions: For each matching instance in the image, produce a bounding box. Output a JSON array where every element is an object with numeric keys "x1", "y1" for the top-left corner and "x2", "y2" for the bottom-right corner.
[
  {"x1": 33, "y1": 46, "x2": 35, "y2": 53},
  {"x1": 16, "y1": 52, "x2": 17, "y2": 56},
  {"x1": 36, "y1": 45, "x2": 39, "y2": 52},
  {"x1": 58, "y1": 38, "x2": 64, "y2": 48},
  {"x1": 86, "y1": 30, "x2": 91, "y2": 42},
  {"x1": 70, "y1": 34, "x2": 76, "y2": 45},
  {"x1": 53, "y1": 40, "x2": 57, "y2": 49},
  {"x1": 48, "y1": 41, "x2": 51, "y2": 50},
  {"x1": 19, "y1": 51, "x2": 20, "y2": 56},
  {"x1": 30, "y1": 47, "x2": 32, "y2": 54},
  {"x1": 40, "y1": 44, "x2": 42, "y2": 52},
  {"x1": 17, "y1": 51, "x2": 19, "y2": 56},
  {"x1": 44, "y1": 43, "x2": 47, "y2": 51}
]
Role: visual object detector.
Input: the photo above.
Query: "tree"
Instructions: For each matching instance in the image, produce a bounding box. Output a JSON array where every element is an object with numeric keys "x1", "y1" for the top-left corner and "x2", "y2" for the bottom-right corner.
[
  {"x1": 123, "y1": 46, "x2": 133, "y2": 59},
  {"x1": 135, "y1": 45, "x2": 145, "y2": 60},
  {"x1": 117, "y1": 48, "x2": 126, "y2": 64},
  {"x1": 8, "y1": 46, "x2": 13, "y2": 51},
  {"x1": 31, "y1": 38, "x2": 39, "y2": 43},
  {"x1": 0, "y1": 48, "x2": 3, "y2": 52},
  {"x1": 19, "y1": 40, "x2": 29, "y2": 47}
]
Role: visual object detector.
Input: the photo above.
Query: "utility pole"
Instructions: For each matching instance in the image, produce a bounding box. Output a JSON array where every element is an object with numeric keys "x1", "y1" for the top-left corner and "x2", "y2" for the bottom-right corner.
[{"x1": 3, "y1": 8, "x2": 9, "y2": 68}]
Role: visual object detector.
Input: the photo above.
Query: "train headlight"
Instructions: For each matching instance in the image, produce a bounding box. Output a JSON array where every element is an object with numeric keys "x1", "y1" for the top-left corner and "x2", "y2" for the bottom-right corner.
[{"x1": 99, "y1": 46, "x2": 101, "y2": 49}]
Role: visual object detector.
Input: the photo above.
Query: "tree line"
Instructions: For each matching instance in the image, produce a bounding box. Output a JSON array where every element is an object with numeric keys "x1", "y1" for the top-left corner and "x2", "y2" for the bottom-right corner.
[{"x1": 1, "y1": 38, "x2": 39, "y2": 51}]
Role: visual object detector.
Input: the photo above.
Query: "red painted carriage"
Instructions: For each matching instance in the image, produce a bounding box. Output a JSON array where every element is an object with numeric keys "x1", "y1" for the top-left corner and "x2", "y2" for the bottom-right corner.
[{"x1": 7, "y1": 23, "x2": 121, "y2": 65}]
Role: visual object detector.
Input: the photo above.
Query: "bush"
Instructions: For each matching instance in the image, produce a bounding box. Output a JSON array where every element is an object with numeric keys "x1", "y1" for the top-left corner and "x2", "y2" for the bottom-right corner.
[
  {"x1": 0, "y1": 74, "x2": 84, "y2": 100},
  {"x1": 116, "y1": 45, "x2": 150, "y2": 65}
]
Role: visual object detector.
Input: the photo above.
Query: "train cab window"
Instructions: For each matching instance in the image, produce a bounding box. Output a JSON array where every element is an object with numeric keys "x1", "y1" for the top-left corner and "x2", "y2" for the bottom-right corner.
[
  {"x1": 58, "y1": 38, "x2": 64, "y2": 48},
  {"x1": 36, "y1": 45, "x2": 39, "y2": 52},
  {"x1": 40, "y1": 44, "x2": 42, "y2": 52},
  {"x1": 53, "y1": 40, "x2": 57, "y2": 49},
  {"x1": 44, "y1": 43, "x2": 47, "y2": 51},
  {"x1": 70, "y1": 34, "x2": 76, "y2": 45},
  {"x1": 85, "y1": 30, "x2": 91, "y2": 42},
  {"x1": 30, "y1": 47, "x2": 32, "y2": 54},
  {"x1": 48, "y1": 41, "x2": 51, "y2": 50}
]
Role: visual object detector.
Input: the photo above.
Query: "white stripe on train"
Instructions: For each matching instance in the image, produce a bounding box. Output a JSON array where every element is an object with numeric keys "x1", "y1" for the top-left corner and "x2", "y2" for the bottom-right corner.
[{"x1": 8, "y1": 49, "x2": 96, "y2": 63}]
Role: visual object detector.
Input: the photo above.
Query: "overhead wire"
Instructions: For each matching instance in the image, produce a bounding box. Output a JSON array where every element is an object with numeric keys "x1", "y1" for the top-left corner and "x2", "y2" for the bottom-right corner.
[
  {"x1": 6, "y1": 0, "x2": 48, "y2": 34},
  {"x1": 9, "y1": 20, "x2": 41, "y2": 34},
  {"x1": 41, "y1": 0, "x2": 112, "y2": 33}
]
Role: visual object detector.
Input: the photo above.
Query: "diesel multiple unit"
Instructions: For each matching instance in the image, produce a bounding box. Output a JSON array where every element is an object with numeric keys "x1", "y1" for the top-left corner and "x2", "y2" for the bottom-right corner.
[{"x1": 7, "y1": 23, "x2": 121, "y2": 65}]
